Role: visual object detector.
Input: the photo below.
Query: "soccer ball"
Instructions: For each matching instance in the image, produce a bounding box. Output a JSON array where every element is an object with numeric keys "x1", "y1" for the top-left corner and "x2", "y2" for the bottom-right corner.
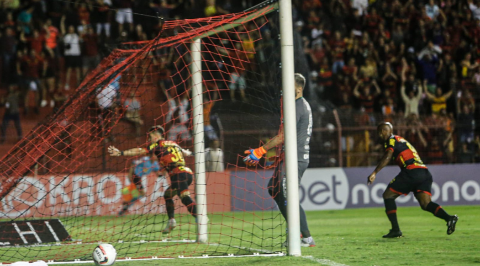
[{"x1": 92, "y1": 244, "x2": 117, "y2": 265}]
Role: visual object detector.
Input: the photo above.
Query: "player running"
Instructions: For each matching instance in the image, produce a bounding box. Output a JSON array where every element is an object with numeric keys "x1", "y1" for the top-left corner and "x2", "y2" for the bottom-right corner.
[
  {"x1": 368, "y1": 122, "x2": 458, "y2": 238},
  {"x1": 118, "y1": 155, "x2": 161, "y2": 216},
  {"x1": 243, "y1": 73, "x2": 315, "y2": 247},
  {"x1": 108, "y1": 125, "x2": 197, "y2": 234}
]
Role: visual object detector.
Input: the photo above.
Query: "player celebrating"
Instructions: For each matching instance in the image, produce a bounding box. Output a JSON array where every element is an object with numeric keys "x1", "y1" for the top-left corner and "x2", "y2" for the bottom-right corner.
[
  {"x1": 118, "y1": 155, "x2": 161, "y2": 216},
  {"x1": 243, "y1": 73, "x2": 315, "y2": 247},
  {"x1": 368, "y1": 122, "x2": 458, "y2": 238},
  {"x1": 108, "y1": 126, "x2": 197, "y2": 234}
]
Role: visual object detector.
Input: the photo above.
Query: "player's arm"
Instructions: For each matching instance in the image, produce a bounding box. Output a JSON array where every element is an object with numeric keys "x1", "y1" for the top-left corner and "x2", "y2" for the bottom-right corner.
[
  {"x1": 108, "y1": 146, "x2": 147, "y2": 156},
  {"x1": 367, "y1": 149, "x2": 393, "y2": 185},
  {"x1": 244, "y1": 127, "x2": 284, "y2": 166}
]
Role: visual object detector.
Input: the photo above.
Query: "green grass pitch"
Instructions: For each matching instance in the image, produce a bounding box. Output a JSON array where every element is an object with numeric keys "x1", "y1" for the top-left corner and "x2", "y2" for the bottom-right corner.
[{"x1": 3, "y1": 205, "x2": 479, "y2": 266}]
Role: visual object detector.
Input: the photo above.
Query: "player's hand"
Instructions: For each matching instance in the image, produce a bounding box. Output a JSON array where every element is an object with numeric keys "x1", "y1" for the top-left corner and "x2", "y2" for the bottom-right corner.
[
  {"x1": 108, "y1": 146, "x2": 121, "y2": 156},
  {"x1": 367, "y1": 172, "x2": 376, "y2": 185},
  {"x1": 181, "y1": 148, "x2": 193, "y2": 157},
  {"x1": 243, "y1": 147, "x2": 267, "y2": 166}
]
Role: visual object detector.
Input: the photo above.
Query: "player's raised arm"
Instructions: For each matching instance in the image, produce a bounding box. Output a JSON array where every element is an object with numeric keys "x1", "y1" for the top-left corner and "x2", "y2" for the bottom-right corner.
[{"x1": 108, "y1": 146, "x2": 147, "y2": 157}]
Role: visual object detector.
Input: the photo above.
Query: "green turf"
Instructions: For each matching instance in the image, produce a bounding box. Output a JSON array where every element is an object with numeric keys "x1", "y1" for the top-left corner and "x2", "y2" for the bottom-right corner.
[{"x1": 2, "y1": 206, "x2": 479, "y2": 266}]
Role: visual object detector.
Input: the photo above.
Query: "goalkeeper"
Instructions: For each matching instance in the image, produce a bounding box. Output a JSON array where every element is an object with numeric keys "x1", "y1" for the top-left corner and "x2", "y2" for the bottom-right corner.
[
  {"x1": 243, "y1": 73, "x2": 315, "y2": 247},
  {"x1": 118, "y1": 155, "x2": 162, "y2": 216}
]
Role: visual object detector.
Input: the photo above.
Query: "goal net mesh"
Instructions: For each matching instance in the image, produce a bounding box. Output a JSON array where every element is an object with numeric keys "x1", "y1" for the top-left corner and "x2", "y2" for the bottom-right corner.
[{"x1": 0, "y1": 1, "x2": 289, "y2": 263}]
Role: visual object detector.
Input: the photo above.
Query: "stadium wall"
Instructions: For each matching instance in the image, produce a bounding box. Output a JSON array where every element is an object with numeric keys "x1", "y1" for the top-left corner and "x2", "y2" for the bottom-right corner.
[{"x1": 230, "y1": 164, "x2": 480, "y2": 211}]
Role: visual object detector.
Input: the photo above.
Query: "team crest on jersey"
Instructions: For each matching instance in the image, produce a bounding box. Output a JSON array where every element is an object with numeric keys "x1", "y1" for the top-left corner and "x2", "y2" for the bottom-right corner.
[{"x1": 389, "y1": 138, "x2": 395, "y2": 146}]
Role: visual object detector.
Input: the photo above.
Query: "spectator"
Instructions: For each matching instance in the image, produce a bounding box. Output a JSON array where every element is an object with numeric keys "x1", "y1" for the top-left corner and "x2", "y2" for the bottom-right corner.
[
  {"x1": 391, "y1": 25, "x2": 405, "y2": 47},
  {"x1": 124, "y1": 92, "x2": 143, "y2": 137},
  {"x1": 40, "y1": 50, "x2": 56, "y2": 108},
  {"x1": 328, "y1": 31, "x2": 346, "y2": 74},
  {"x1": 353, "y1": 79, "x2": 381, "y2": 114},
  {"x1": 96, "y1": 84, "x2": 117, "y2": 142},
  {"x1": 426, "y1": 137, "x2": 446, "y2": 164},
  {"x1": 0, "y1": 28, "x2": 17, "y2": 85},
  {"x1": 61, "y1": 17, "x2": 82, "y2": 90},
  {"x1": 460, "y1": 53, "x2": 479, "y2": 80},
  {"x1": 204, "y1": 0, "x2": 229, "y2": 17},
  {"x1": 20, "y1": 29, "x2": 46, "y2": 55},
  {"x1": 229, "y1": 43, "x2": 248, "y2": 102},
  {"x1": 17, "y1": 6, "x2": 34, "y2": 35},
  {"x1": 457, "y1": 142, "x2": 475, "y2": 164},
  {"x1": 93, "y1": 0, "x2": 112, "y2": 39},
  {"x1": 44, "y1": 19, "x2": 60, "y2": 59},
  {"x1": 205, "y1": 140, "x2": 224, "y2": 172},
  {"x1": 457, "y1": 89, "x2": 475, "y2": 113},
  {"x1": 203, "y1": 93, "x2": 219, "y2": 144},
  {"x1": 457, "y1": 105, "x2": 475, "y2": 144},
  {"x1": 352, "y1": 0, "x2": 368, "y2": 16},
  {"x1": 382, "y1": 98, "x2": 396, "y2": 118},
  {"x1": 342, "y1": 58, "x2": 358, "y2": 81},
  {"x1": 425, "y1": 0, "x2": 442, "y2": 21},
  {"x1": 167, "y1": 109, "x2": 191, "y2": 143},
  {"x1": 76, "y1": 1, "x2": 93, "y2": 33},
  {"x1": 469, "y1": 0, "x2": 480, "y2": 21},
  {"x1": 426, "y1": 87, "x2": 453, "y2": 114},
  {"x1": 417, "y1": 53, "x2": 439, "y2": 94},
  {"x1": 473, "y1": 67, "x2": 480, "y2": 85},
  {"x1": 400, "y1": 78, "x2": 423, "y2": 118},
  {"x1": 0, "y1": 86, "x2": 22, "y2": 143},
  {"x1": 81, "y1": 26, "x2": 100, "y2": 76},
  {"x1": 318, "y1": 57, "x2": 333, "y2": 98},
  {"x1": 17, "y1": 49, "x2": 47, "y2": 112},
  {"x1": 132, "y1": 24, "x2": 148, "y2": 42},
  {"x1": 116, "y1": 0, "x2": 134, "y2": 35}
]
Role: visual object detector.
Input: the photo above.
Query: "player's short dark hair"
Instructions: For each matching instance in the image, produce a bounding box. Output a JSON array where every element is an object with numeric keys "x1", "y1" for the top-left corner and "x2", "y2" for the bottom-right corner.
[
  {"x1": 295, "y1": 73, "x2": 306, "y2": 89},
  {"x1": 149, "y1": 125, "x2": 164, "y2": 135}
]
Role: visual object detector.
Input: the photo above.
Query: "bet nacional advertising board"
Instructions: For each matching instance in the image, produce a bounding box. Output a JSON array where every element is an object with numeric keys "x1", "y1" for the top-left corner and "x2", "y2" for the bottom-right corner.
[{"x1": 230, "y1": 164, "x2": 480, "y2": 211}]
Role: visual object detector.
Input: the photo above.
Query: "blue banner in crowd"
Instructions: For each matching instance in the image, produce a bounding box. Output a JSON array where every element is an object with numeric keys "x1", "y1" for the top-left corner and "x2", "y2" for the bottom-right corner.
[{"x1": 230, "y1": 164, "x2": 480, "y2": 211}]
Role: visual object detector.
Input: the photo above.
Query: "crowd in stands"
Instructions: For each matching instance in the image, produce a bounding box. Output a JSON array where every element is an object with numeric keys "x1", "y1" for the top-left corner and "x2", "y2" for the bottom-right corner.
[
  {"x1": 294, "y1": 0, "x2": 480, "y2": 164},
  {"x1": 0, "y1": 0, "x2": 479, "y2": 165}
]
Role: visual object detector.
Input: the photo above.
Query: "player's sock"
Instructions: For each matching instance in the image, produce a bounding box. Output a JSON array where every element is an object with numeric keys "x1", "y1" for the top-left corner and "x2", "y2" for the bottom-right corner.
[
  {"x1": 384, "y1": 199, "x2": 400, "y2": 231},
  {"x1": 426, "y1": 202, "x2": 450, "y2": 222},
  {"x1": 165, "y1": 198, "x2": 175, "y2": 219},
  {"x1": 181, "y1": 196, "x2": 197, "y2": 217}
]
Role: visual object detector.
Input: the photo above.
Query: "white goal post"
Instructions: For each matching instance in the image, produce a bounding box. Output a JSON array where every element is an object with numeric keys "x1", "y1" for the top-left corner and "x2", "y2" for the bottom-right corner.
[{"x1": 189, "y1": 0, "x2": 301, "y2": 254}]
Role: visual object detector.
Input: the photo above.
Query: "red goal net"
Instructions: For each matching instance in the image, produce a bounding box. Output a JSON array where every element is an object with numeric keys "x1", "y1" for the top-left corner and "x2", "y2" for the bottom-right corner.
[{"x1": 0, "y1": 1, "x2": 289, "y2": 263}]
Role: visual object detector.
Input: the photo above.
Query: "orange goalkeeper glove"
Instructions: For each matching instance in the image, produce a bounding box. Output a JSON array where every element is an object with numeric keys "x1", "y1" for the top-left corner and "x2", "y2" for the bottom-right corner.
[{"x1": 244, "y1": 146, "x2": 267, "y2": 166}]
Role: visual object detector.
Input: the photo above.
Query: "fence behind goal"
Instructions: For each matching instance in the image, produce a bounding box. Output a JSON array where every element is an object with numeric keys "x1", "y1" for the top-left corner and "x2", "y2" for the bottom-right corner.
[{"x1": 0, "y1": 1, "x2": 290, "y2": 263}]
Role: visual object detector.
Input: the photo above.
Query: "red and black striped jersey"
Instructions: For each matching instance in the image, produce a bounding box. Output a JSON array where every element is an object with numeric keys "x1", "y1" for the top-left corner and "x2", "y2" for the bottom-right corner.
[
  {"x1": 385, "y1": 135, "x2": 427, "y2": 170},
  {"x1": 147, "y1": 140, "x2": 193, "y2": 175}
]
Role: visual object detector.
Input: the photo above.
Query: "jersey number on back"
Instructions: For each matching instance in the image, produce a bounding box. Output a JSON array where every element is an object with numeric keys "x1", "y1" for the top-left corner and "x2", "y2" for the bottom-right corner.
[
  {"x1": 168, "y1": 146, "x2": 184, "y2": 163},
  {"x1": 405, "y1": 141, "x2": 423, "y2": 164}
]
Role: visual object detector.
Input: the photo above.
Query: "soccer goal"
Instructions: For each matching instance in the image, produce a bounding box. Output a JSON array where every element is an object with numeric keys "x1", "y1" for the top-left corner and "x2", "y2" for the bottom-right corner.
[{"x1": 0, "y1": 0, "x2": 302, "y2": 263}]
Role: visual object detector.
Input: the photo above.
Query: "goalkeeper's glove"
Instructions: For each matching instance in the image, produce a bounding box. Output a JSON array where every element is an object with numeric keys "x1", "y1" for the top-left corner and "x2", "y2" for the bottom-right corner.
[{"x1": 243, "y1": 146, "x2": 267, "y2": 166}]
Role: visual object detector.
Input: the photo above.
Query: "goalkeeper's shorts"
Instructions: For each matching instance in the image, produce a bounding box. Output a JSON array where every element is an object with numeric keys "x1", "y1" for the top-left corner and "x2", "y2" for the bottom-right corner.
[{"x1": 122, "y1": 183, "x2": 142, "y2": 202}]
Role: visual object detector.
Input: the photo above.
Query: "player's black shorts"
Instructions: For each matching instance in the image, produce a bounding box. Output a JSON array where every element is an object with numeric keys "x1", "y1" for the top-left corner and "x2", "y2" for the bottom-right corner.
[
  {"x1": 169, "y1": 172, "x2": 193, "y2": 194},
  {"x1": 132, "y1": 174, "x2": 143, "y2": 190},
  {"x1": 387, "y1": 168, "x2": 433, "y2": 196}
]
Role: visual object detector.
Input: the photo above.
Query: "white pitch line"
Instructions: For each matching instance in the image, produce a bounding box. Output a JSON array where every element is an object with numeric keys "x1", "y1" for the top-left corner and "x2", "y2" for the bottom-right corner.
[{"x1": 302, "y1": 256, "x2": 349, "y2": 266}]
